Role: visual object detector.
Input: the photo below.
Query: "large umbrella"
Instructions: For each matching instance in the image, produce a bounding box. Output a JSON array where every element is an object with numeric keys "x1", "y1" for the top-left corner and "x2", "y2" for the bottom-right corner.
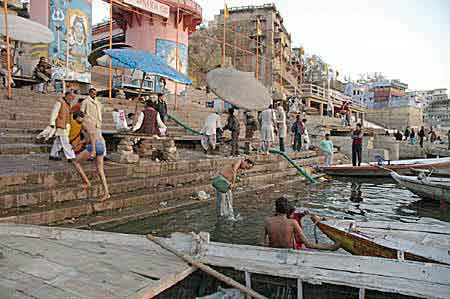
[
  {"x1": 104, "y1": 49, "x2": 192, "y2": 85},
  {"x1": 206, "y1": 67, "x2": 272, "y2": 111},
  {"x1": 0, "y1": 14, "x2": 54, "y2": 44},
  {"x1": 103, "y1": 48, "x2": 192, "y2": 121}
]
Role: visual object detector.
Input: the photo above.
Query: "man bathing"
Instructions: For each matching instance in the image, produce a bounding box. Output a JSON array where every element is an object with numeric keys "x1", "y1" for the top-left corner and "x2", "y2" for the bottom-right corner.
[
  {"x1": 72, "y1": 111, "x2": 110, "y2": 201},
  {"x1": 264, "y1": 197, "x2": 340, "y2": 250},
  {"x1": 212, "y1": 158, "x2": 254, "y2": 220}
]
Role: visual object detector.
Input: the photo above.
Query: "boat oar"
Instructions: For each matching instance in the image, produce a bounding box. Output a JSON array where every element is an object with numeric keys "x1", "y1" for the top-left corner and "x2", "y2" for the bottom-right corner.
[{"x1": 146, "y1": 234, "x2": 268, "y2": 299}]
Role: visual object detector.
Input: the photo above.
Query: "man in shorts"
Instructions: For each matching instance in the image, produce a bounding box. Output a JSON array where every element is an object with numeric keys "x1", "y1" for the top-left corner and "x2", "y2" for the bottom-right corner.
[{"x1": 72, "y1": 111, "x2": 110, "y2": 201}]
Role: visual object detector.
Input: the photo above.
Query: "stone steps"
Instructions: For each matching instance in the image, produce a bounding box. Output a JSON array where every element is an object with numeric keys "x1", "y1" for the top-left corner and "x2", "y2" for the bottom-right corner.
[
  {"x1": 0, "y1": 152, "x2": 326, "y2": 225},
  {"x1": 0, "y1": 133, "x2": 40, "y2": 144},
  {"x1": 0, "y1": 160, "x2": 312, "y2": 226},
  {"x1": 0, "y1": 143, "x2": 51, "y2": 155}
]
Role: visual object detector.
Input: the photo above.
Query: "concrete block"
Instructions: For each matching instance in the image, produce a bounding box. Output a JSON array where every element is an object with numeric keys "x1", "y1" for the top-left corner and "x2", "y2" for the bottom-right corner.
[{"x1": 368, "y1": 149, "x2": 390, "y2": 161}]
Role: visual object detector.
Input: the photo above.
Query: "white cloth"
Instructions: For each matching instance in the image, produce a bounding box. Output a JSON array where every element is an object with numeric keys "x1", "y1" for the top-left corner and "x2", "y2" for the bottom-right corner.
[
  {"x1": 216, "y1": 189, "x2": 235, "y2": 220},
  {"x1": 276, "y1": 106, "x2": 287, "y2": 138},
  {"x1": 201, "y1": 134, "x2": 217, "y2": 151},
  {"x1": 50, "y1": 135, "x2": 75, "y2": 160},
  {"x1": 49, "y1": 101, "x2": 70, "y2": 136},
  {"x1": 260, "y1": 108, "x2": 276, "y2": 142},
  {"x1": 132, "y1": 111, "x2": 167, "y2": 132},
  {"x1": 36, "y1": 126, "x2": 56, "y2": 141},
  {"x1": 302, "y1": 128, "x2": 310, "y2": 150},
  {"x1": 201, "y1": 113, "x2": 222, "y2": 136},
  {"x1": 112, "y1": 110, "x2": 129, "y2": 130}
]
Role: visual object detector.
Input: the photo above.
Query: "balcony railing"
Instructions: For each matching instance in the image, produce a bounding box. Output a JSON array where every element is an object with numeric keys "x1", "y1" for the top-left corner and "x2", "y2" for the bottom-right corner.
[{"x1": 301, "y1": 84, "x2": 364, "y2": 109}]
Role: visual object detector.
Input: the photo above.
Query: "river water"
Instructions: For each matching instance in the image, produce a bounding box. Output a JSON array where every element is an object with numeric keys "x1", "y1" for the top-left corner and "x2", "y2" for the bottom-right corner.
[{"x1": 108, "y1": 178, "x2": 450, "y2": 246}]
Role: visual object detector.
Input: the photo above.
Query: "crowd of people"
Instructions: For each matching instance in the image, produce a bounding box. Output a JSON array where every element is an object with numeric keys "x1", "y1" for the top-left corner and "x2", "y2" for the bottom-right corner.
[
  {"x1": 46, "y1": 88, "x2": 171, "y2": 202},
  {"x1": 394, "y1": 126, "x2": 449, "y2": 149}
]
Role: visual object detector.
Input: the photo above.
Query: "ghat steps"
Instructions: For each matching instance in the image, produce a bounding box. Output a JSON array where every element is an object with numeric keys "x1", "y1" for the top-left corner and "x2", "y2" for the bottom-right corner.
[{"x1": 0, "y1": 151, "x2": 348, "y2": 227}]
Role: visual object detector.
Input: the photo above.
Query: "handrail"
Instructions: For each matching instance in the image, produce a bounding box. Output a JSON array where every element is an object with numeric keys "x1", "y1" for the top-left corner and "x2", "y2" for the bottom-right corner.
[{"x1": 167, "y1": 114, "x2": 318, "y2": 184}]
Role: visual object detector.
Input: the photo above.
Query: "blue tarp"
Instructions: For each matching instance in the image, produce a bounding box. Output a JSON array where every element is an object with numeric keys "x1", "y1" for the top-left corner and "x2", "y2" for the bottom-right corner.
[{"x1": 104, "y1": 49, "x2": 192, "y2": 85}]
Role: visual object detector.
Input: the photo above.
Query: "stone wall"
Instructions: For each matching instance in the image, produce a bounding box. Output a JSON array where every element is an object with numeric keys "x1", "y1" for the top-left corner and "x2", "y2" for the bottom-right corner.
[{"x1": 366, "y1": 106, "x2": 423, "y2": 129}]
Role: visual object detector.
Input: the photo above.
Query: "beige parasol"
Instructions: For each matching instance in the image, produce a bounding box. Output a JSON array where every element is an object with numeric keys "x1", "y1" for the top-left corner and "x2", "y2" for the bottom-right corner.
[
  {"x1": 0, "y1": 13, "x2": 54, "y2": 44},
  {"x1": 206, "y1": 67, "x2": 272, "y2": 111}
]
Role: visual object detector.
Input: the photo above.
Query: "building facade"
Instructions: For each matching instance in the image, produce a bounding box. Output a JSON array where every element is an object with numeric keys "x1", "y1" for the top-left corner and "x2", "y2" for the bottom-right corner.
[
  {"x1": 212, "y1": 4, "x2": 303, "y2": 97},
  {"x1": 424, "y1": 92, "x2": 450, "y2": 129}
]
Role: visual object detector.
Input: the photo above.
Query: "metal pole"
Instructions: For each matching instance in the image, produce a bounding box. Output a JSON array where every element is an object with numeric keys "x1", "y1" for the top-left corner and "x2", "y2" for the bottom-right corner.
[
  {"x1": 255, "y1": 19, "x2": 259, "y2": 80},
  {"x1": 222, "y1": 2, "x2": 226, "y2": 66},
  {"x1": 108, "y1": 0, "x2": 113, "y2": 101},
  {"x1": 3, "y1": 0, "x2": 11, "y2": 99},
  {"x1": 174, "y1": 0, "x2": 180, "y2": 110}
]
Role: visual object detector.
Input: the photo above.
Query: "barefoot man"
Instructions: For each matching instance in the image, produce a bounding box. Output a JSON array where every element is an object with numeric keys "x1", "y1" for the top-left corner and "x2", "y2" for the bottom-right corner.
[
  {"x1": 72, "y1": 111, "x2": 110, "y2": 201},
  {"x1": 264, "y1": 197, "x2": 340, "y2": 250},
  {"x1": 212, "y1": 158, "x2": 254, "y2": 220}
]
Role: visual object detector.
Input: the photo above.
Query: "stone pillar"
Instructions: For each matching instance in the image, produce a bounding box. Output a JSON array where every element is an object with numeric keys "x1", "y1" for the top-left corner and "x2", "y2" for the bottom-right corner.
[
  {"x1": 319, "y1": 103, "x2": 324, "y2": 116},
  {"x1": 110, "y1": 137, "x2": 139, "y2": 164}
]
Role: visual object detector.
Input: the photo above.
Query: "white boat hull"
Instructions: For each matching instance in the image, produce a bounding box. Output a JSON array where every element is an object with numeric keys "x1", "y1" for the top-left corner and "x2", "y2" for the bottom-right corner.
[{"x1": 391, "y1": 172, "x2": 450, "y2": 203}]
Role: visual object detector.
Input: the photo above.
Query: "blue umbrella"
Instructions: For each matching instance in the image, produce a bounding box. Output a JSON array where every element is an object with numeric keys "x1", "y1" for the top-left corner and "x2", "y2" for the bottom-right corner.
[{"x1": 104, "y1": 49, "x2": 192, "y2": 85}]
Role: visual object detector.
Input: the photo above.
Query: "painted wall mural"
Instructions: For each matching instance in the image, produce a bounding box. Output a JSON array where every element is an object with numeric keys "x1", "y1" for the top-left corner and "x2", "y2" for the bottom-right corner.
[
  {"x1": 49, "y1": 0, "x2": 92, "y2": 83},
  {"x1": 156, "y1": 39, "x2": 188, "y2": 76}
]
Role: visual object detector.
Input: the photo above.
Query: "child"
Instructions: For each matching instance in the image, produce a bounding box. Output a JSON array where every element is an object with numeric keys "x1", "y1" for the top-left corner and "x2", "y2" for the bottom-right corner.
[{"x1": 319, "y1": 134, "x2": 334, "y2": 166}]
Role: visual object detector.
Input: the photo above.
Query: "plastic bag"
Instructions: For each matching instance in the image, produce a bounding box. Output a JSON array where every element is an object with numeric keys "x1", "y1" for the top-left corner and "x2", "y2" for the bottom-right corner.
[{"x1": 112, "y1": 110, "x2": 129, "y2": 130}]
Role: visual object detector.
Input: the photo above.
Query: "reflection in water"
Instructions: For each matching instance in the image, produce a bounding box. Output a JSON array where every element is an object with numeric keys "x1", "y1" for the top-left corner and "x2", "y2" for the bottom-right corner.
[{"x1": 108, "y1": 178, "x2": 450, "y2": 246}]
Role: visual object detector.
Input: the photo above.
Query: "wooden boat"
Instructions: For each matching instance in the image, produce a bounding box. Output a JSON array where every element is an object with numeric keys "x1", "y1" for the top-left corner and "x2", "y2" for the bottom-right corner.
[
  {"x1": 316, "y1": 218, "x2": 450, "y2": 265},
  {"x1": 321, "y1": 157, "x2": 450, "y2": 177},
  {"x1": 2, "y1": 224, "x2": 450, "y2": 299},
  {"x1": 391, "y1": 172, "x2": 450, "y2": 202}
]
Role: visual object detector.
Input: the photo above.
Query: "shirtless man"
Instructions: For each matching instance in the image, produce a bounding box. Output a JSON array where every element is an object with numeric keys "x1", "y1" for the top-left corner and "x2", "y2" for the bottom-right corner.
[
  {"x1": 264, "y1": 197, "x2": 340, "y2": 250},
  {"x1": 72, "y1": 111, "x2": 110, "y2": 201},
  {"x1": 212, "y1": 158, "x2": 254, "y2": 220}
]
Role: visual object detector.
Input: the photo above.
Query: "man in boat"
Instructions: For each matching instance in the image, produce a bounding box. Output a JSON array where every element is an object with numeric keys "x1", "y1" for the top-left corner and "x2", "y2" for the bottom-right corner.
[
  {"x1": 264, "y1": 197, "x2": 340, "y2": 250},
  {"x1": 72, "y1": 111, "x2": 110, "y2": 202},
  {"x1": 351, "y1": 123, "x2": 363, "y2": 167},
  {"x1": 212, "y1": 158, "x2": 254, "y2": 220}
]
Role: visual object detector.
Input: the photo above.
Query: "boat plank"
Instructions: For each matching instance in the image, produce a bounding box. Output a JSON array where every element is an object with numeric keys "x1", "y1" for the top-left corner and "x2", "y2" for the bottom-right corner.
[
  {"x1": 129, "y1": 267, "x2": 197, "y2": 299},
  {"x1": 202, "y1": 256, "x2": 450, "y2": 299},
  {"x1": 205, "y1": 242, "x2": 450, "y2": 285},
  {"x1": 327, "y1": 220, "x2": 450, "y2": 235}
]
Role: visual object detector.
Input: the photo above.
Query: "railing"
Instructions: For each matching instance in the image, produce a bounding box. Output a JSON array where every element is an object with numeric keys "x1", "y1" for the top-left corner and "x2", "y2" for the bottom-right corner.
[{"x1": 301, "y1": 84, "x2": 364, "y2": 110}]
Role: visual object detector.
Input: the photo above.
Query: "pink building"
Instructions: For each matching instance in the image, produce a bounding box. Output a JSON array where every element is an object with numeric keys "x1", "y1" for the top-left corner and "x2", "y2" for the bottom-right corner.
[{"x1": 30, "y1": 0, "x2": 202, "y2": 91}]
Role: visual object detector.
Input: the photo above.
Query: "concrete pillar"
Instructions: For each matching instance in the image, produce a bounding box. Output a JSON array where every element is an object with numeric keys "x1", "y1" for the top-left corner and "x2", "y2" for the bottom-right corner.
[
  {"x1": 319, "y1": 103, "x2": 324, "y2": 116},
  {"x1": 306, "y1": 98, "x2": 311, "y2": 108}
]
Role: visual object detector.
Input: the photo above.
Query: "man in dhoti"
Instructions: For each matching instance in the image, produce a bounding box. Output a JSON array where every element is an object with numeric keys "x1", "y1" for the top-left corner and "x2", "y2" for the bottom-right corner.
[
  {"x1": 212, "y1": 159, "x2": 254, "y2": 220},
  {"x1": 259, "y1": 105, "x2": 277, "y2": 154},
  {"x1": 200, "y1": 112, "x2": 221, "y2": 154}
]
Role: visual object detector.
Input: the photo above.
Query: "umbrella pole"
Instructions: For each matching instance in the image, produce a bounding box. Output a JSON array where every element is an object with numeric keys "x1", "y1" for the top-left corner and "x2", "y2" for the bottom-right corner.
[
  {"x1": 3, "y1": 0, "x2": 12, "y2": 99},
  {"x1": 108, "y1": 0, "x2": 113, "y2": 102},
  {"x1": 133, "y1": 72, "x2": 146, "y2": 125}
]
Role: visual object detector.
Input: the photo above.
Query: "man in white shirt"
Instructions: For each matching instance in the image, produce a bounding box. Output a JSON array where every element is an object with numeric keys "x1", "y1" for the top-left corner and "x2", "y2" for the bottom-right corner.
[
  {"x1": 276, "y1": 102, "x2": 287, "y2": 152},
  {"x1": 200, "y1": 112, "x2": 222, "y2": 154},
  {"x1": 80, "y1": 88, "x2": 105, "y2": 153},
  {"x1": 259, "y1": 104, "x2": 277, "y2": 154}
]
